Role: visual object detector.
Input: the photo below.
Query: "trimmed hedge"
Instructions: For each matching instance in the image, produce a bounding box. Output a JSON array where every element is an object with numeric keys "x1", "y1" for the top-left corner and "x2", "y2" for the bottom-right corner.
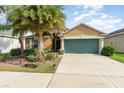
[
  {"x1": 101, "y1": 46, "x2": 115, "y2": 56},
  {"x1": 10, "y1": 48, "x2": 21, "y2": 56}
]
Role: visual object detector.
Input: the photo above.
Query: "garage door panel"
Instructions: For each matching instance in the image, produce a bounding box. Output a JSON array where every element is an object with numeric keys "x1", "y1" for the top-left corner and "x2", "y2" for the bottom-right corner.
[
  {"x1": 73, "y1": 40, "x2": 81, "y2": 53},
  {"x1": 64, "y1": 39, "x2": 99, "y2": 54}
]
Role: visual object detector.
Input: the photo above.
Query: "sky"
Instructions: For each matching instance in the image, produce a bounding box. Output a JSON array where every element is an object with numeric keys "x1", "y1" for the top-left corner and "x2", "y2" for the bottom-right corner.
[
  {"x1": 63, "y1": 5, "x2": 124, "y2": 33},
  {"x1": 0, "y1": 5, "x2": 124, "y2": 33}
]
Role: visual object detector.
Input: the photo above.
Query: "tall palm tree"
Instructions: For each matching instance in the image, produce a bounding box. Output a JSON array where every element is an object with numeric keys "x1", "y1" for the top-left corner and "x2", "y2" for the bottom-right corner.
[
  {"x1": 50, "y1": 6, "x2": 66, "y2": 52},
  {"x1": 22, "y1": 5, "x2": 66, "y2": 53},
  {"x1": 1, "y1": 5, "x2": 66, "y2": 54}
]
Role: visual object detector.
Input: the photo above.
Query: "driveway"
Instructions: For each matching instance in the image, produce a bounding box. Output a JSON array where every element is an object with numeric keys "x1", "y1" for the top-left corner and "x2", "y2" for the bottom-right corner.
[
  {"x1": 48, "y1": 54, "x2": 124, "y2": 88},
  {"x1": 0, "y1": 72, "x2": 53, "y2": 88}
]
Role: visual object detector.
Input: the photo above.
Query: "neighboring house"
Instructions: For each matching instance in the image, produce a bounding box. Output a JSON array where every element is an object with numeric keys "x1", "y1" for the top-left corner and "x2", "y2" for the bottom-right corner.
[
  {"x1": 105, "y1": 28, "x2": 124, "y2": 53},
  {"x1": 60, "y1": 23, "x2": 106, "y2": 54},
  {"x1": 0, "y1": 30, "x2": 19, "y2": 53}
]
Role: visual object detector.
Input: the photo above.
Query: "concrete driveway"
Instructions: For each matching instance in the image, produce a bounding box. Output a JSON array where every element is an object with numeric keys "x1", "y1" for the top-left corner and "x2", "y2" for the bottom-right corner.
[
  {"x1": 49, "y1": 54, "x2": 124, "y2": 88},
  {"x1": 0, "y1": 72, "x2": 53, "y2": 88}
]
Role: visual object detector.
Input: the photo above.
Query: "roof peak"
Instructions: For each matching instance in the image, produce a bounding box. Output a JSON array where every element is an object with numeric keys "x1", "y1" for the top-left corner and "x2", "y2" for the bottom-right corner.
[{"x1": 79, "y1": 23, "x2": 105, "y2": 34}]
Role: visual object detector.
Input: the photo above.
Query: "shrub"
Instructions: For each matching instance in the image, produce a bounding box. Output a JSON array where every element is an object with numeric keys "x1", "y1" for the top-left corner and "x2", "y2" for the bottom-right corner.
[
  {"x1": 58, "y1": 49, "x2": 64, "y2": 55},
  {"x1": 44, "y1": 48, "x2": 51, "y2": 53},
  {"x1": 10, "y1": 48, "x2": 21, "y2": 56},
  {"x1": 0, "y1": 53, "x2": 10, "y2": 62},
  {"x1": 26, "y1": 55, "x2": 39, "y2": 62},
  {"x1": 45, "y1": 53, "x2": 56, "y2": 61},
  {"x1": 101, "y1": 46, "x2": 115, "y2": 56},
  {"x1": 24, "y1": 48, "x2": 36, "y2": 56}
]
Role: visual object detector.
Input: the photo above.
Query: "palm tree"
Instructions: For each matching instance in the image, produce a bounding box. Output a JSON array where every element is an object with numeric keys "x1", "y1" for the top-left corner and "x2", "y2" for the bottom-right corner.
[
  {"x1": 23, "y1": 5, "x2": 66, "y2": 54},
  {"x1": 12, "y1": 28, "x2": 28, "y2": 53},
  {"x1": 7, "y1": 6, "x2": 29, "y2": 53},
  {"x1": 1, "y1": 5, "x2": 66, "y2": 54},
  {"x1": 50, "y1": 6, "x2": 66, "y2": 52}
]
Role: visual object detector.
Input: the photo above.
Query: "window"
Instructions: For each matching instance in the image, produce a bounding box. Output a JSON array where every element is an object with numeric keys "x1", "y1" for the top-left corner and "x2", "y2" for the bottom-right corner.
[{"x1": 33, "y1": 40, "x2": 38, "y2": 48}]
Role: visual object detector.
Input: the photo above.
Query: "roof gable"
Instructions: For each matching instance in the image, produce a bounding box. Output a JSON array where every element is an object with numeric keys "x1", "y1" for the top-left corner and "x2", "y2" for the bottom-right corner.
[{"x1": 62, "y1": 23, "x2": 105, "y2": 37}]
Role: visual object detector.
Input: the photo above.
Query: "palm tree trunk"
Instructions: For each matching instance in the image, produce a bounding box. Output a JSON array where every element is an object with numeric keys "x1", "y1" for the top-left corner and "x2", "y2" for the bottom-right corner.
[
  {"x1": 19, "y1": 32, "x2": 24, "y2": 54},
  {"x1": 54, "y1": 30, "x2": 57, "y2": 52},
  {"x1": 37, "y1": 33, "x2": 44, "y2": 54},
  {"x1": 54, "y1": 33, "x2": 57, "y2": 52}
]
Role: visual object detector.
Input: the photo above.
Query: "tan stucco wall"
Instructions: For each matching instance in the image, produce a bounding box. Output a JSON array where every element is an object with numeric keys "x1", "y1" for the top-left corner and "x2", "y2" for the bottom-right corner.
[
  {"x1": 63, "y1": 24, "x2": 101, "y2": 37},
  {"x1": 25, "y1": 38, "x2": 30, "y2": 49},
  {"x1": 25, "y1": 38, "x2": 52, "y2": 49},
  {"x1": 0, "y1": 36, "x2": 19, "y2": 53},
  {"x1": 105, "y1": 34, "x2": 124, "y2": 53},
  {"x1": 43, "y1": 38, "x2": 52, "y2": 49}
]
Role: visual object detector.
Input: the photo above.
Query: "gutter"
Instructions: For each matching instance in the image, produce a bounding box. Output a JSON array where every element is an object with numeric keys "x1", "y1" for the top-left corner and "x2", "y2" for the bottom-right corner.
[
  {"x1": 106, "y1": 32, "x2": 124, "y2": 37},
  {"x1": 0, "y1": 34, "x2": 18, "y2": 39}
]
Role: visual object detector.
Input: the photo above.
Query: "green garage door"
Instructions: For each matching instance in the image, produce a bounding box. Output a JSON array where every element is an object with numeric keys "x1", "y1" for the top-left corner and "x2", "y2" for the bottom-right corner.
[{"x1": 64, "y1": 39, "x2": 99, "y2": 54}]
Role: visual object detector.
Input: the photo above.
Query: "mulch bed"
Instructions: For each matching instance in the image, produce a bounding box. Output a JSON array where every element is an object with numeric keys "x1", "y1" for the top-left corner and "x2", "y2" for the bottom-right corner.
[{"x1": 4, "y1": 56, "x2": 43, "y2": 66}]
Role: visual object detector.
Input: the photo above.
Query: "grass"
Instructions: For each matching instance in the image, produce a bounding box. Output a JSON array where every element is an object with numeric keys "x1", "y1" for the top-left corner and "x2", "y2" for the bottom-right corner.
[
  {"x1": 0, "y1": 52, "x2": 60, "y2": 73},
  {"x1": 0, "y1": 63, "x2": 57, "y2": 73},
  {"x1": 111, "y1": 53, "x2": 124, "y2": 63}
]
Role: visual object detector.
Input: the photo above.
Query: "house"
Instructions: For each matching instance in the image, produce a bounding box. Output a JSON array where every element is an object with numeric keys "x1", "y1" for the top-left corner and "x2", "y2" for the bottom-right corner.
[
  {"x1": 25, "y1": 35, "x2": 53, "y2": 50},
  {"x1": 0, "y1": 23, "x2": 106, "y2": 54},
  {"x1": 0, "y1": 30, "x2": 19, "y2": 53},
  {"x1": 25, "y1": 32, "x2": 61, "y2": 51},
  {"x1": 25, "y1": 23, "x2": 106, "y2": 54},
  {"x1": 60, "y1": 23, "x2": 106, "y2": 54},
  {"x1": 105, "y1": 28, "x2": 124, "y2": 53}
]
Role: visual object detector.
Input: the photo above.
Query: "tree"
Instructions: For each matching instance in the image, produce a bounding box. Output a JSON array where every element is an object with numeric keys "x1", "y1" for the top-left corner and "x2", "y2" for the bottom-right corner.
[
  {"x1": 21, "y1": 5, "x2": 66, "y2": 54},
  {"x1": 7, "y1": 6, "x2": 29, "y2": 53},
  {"x1": 50, "y1": 6, "x2": 66, "y2": 52},
  {"x1": 0, "y1": 5, "x2": 66, "y2": 54},
  {"x1": 0, "y1": 6, "x2": 12, "y2": 31},
  {"x1": 0, "y1": 6, "x2": 29, "y2": 54},
  {"x1": 0, "y1": 6, "x2": 29, "y2": 53},
  {"x1": 12, "y1": 28, "x2": 27, "y2": 53}
]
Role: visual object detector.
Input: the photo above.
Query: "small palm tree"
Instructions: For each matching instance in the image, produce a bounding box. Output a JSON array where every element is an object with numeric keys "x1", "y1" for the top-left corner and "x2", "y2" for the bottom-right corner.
[
  {"x1": 0, "y1": 6, "x2": 30, "y2": 54},
  {"x1": 7, "y1": 6, "x2": 29, "y2": 53},
  {"x1": 12, "y1": 28, "x2": 27, "y2": 53}
]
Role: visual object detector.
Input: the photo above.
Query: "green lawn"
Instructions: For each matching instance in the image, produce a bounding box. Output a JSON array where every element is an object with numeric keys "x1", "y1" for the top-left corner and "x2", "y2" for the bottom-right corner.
[
  {"x1": 111, "y1": 53, "x2": 124, "y2": 63},
  {"x1": 0, "y1": 63, "x2": 57, "y2": 73}
]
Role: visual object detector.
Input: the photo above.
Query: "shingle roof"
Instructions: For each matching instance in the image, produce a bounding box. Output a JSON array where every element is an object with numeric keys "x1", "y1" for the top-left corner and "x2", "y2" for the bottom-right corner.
[
  {"x1": 109, "y1": 28, "x2": 124, "y2": 36},
  {"x1": 0, "y1": 30, "x2": 12, "y2": 36},
  {"x1": 0, "y1": 30, "x2": 18, "y2": 39}
]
